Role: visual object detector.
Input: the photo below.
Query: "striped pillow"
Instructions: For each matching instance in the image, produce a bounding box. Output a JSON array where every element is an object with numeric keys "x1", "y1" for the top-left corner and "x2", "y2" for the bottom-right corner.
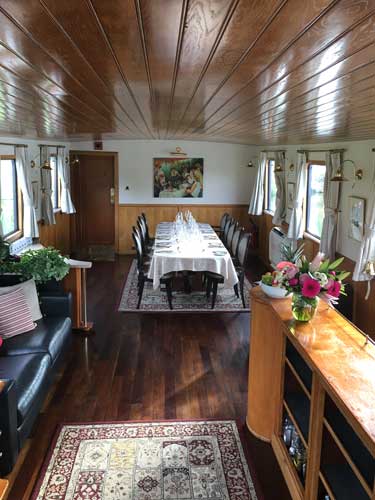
[{"x1": 0, "y1": 288, "x2": 36, "y2": 339}]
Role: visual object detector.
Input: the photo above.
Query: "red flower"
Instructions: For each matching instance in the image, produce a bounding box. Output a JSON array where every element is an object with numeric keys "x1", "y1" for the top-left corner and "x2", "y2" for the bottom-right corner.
[
  {"x1": 327, "y1": 280, "x2": 341, "y2": 298},
  {"x1": 276, "y1": 261, "x2": 294, "y2": 271},
  {"x1": 289, "y1": 278, "x2": 298, "y2": 286},
  {"x1": 302, "y1": 278, "x2": 321, "y2": 298}
]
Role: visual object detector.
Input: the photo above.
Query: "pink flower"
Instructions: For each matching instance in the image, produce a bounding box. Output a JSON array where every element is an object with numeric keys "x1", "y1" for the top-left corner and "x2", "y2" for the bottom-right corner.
[
  {"x1": 277, "y1": 261, "x2": 294, "y2": 271},
  {"x1": 289, "y1": 278, "x2": 298, "y2": 286},
  {"x1": 327, "y1": 280, "x2": 341, "y2": 298},
  {"x1": 302, "y1": 278, "x2": 321, "y2": 298},
  {"x1": 299, "y1": 273, "x2": 309, "y2": 285},
  {"x1": 284, "y1": 265, "x2": 298, "y2": 280}
]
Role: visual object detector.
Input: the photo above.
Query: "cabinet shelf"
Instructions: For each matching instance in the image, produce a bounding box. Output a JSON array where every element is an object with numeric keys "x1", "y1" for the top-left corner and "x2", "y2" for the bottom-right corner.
[
  {"x1": 283, "y1": 392, "x2": 310, "y2": 446},
  {"x1": 320, "y1": 463, "x2": 370, "y2": 500},
  {"x1": 285, "y1": 339, "x2": 312, "y2": 393}
]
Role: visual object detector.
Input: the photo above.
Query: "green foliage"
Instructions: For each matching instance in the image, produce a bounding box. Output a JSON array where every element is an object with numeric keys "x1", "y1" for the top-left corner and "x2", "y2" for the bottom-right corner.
[
  {"x1": 261, "y1": 272, "x2": 273, "y2": 285},
  {"x1": 0, "y1": 247, "x2": 69, "y2": 284},
  {"x1": 280, "y1": 242, "x2": 305, "y2": 264}
]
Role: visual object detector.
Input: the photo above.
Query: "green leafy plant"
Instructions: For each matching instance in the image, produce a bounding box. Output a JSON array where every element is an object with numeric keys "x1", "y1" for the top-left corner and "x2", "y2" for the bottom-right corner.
[
  {"x1": 3, "y1": 247, "x2": 69, "y2": 284},
  {"x1": 281, "y1": 242, "x2": 305, "y2": 264}
]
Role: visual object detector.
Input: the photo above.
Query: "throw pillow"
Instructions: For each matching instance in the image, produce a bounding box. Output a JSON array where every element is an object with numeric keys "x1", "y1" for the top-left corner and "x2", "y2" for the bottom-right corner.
[
  {"x1": 0, "y1": 288, "x2": 36, "y2": 339},
  {"x1": 0, "y1": 279, "x2": 42, "y2": 321}
]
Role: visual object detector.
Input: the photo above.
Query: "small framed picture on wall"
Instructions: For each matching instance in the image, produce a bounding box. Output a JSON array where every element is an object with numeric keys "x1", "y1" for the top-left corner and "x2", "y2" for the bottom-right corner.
[{"x1": 348, "y1": 196, "x2": 366, "y2": 242}]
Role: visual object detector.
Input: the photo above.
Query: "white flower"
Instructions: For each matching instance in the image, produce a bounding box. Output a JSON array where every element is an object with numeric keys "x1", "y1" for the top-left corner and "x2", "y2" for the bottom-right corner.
[{"x1": 313, "y1": 271, "x2": 328, "y2": 286}]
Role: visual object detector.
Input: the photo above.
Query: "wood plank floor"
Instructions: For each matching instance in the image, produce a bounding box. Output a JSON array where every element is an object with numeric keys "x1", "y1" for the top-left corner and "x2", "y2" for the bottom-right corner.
[{"x1": 6, "y1": 255, "x2": 290, "y2": 500}]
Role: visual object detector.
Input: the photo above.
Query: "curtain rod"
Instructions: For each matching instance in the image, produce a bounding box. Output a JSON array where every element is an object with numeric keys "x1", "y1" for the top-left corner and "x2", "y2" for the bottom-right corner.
[
  {"x1": 297, "y1": 148, "x2": 346, "y2": 153},
  {"x1": 261, "y1": 149, "x2": 286, "y2": 153},
  {"x1": 38, "y1": 144, "x2": 65, "y2": 148},
  {"x1": 0, "y1": 142, "x2": 28, "y2": 147}
]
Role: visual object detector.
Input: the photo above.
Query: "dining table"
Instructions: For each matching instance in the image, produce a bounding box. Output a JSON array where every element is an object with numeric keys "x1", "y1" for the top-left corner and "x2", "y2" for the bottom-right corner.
[{"x1": 147, "y1": 222, "x2": 239, "y2": 290}]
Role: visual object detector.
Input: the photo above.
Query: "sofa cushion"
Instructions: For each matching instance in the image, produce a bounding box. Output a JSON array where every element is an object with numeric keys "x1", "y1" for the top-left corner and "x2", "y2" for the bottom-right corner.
[
  {"x1": 0, "y1": 353, "x2": 51, "y2": 425},
  {"x1": 0, "y1": 288, "x2": 36, "y2": 339},
  {"x1": 0, "y1": 279, "x2": 42, "y2": 321},
  {"x1": 0, "y1": 317, "x2": 71, "y2": 364}
]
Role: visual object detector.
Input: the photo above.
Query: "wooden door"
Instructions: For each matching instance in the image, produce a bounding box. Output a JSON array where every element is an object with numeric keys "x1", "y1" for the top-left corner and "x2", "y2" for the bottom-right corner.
[{"x1": 71, "y1": 153, "x2": 117, "y2": 257}]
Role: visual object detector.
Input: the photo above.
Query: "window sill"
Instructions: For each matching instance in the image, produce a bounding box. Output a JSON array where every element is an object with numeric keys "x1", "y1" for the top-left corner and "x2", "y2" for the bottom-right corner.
[
  {"x1": 263, "y1": 210, "x2": 275, "y2": 217},
  {"x1": 303, "y1": 232, "x2": 321, "y2": 244},
  {"x1": 4, "y1": 230, "x2": 23, "y2": 244}
]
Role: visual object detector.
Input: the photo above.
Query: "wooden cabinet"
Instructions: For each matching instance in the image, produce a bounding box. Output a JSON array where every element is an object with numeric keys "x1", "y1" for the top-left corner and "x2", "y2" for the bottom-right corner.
[{"x1": 247, "y1": 287, "x2": 375, "y2": 500}]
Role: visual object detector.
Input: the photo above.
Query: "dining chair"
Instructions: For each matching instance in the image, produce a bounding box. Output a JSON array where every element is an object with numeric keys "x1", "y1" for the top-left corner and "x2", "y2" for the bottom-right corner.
[
  {"x1": 223, "y1": 216, "x2": 233, "y2": 246},
  {"x1": 226, "y1": 220, "x2": 238, "y2": 251},
  {"x1": 132, "y1": 230, "x2": 174, "y2": 309},
  {"x1": 137, "y1": 218, "x2": 154, "y2": 256},
  {"x1": 141, "y1": 213, "x2": 154, "y2": 246},
  {"x1": 231, "y1": 226, "x2": 244, "y2": 261},
  {"x1": 205, "y1": 232, "x2": 251, "y2": 309},
  {"x1": 213, "y1": 212, "x2": 229, "y2": 237}
]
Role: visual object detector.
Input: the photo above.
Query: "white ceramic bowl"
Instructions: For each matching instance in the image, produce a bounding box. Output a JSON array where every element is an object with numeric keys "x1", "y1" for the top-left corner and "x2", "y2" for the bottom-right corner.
[{"x1": 260, "y1": 282, "x2": 291, "y2": 299}]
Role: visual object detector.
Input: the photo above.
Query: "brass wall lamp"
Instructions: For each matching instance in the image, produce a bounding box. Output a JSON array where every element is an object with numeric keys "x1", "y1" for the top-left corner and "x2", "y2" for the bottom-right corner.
[
  {"x1": 330, "y1": 159, "x2": 363, "y2": 182},
  {"x1": 30, "y1": 158, "x2": 52, "y2": 170}
]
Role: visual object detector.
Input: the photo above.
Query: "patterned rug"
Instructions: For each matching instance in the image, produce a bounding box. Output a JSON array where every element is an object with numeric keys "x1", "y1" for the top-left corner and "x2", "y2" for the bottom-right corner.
[
  {"x1": 118, "y1": 260, "x2": 251, "y2": 312},
  {"x1": 32, "y1": 420, "x2": 258, "y2": 500}
]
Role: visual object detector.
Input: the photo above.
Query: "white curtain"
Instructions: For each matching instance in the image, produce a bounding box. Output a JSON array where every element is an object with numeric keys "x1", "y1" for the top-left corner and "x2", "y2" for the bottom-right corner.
[
  {"x1": 40, "y1": 145, "x2": 55, "y2": 225},
  {"x1": 287, "y1": 152, "x2": 307, "y2": 241},
  {"x1": 58, "y1": 147, "x2": 75, "y2": 214},
  {"x1": 353, "y1": 153, "x2": 375, "y2": 294},
  {"x1": 272, "y1": 151, "x2": 286, "y2": 225},
  {"x1": 15, "y1": 146, "x2": 39, "y2": 238},
  {"x1": 319, "y1": 152, "x2": 340, "y2": 260},
  {"x1": 249, "y1": 152, "x2": 267, "y2": 215}
]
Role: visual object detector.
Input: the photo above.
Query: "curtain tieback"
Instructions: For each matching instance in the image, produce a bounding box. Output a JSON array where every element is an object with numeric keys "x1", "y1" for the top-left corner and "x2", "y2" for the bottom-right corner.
[{"x1": 324, "y1": 208, "x2": 337, "y2": 216}]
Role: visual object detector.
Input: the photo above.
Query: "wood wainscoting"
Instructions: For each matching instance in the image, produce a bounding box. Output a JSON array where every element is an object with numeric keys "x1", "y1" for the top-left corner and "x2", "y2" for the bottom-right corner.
[
  {"x1": 252, "y1": 212, "x2": 375, "y2": 337},
  {"x1": 38, "y1": 212, "x2": 71, "y2": 255},
  {"x1": 119, "y1": 204, "x2": 251, "y2": 254}
]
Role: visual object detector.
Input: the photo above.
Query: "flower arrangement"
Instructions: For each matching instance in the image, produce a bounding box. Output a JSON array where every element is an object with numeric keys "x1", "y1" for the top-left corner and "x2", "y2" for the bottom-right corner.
[{"x1": 261, "y1": 253, "x2": 350, "y2": 321}]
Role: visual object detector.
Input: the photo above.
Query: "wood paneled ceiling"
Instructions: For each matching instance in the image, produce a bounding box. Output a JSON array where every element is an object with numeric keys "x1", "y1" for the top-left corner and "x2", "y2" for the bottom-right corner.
[{"x1": 0, "y1": 0, "x2": 374, "y2": 145}]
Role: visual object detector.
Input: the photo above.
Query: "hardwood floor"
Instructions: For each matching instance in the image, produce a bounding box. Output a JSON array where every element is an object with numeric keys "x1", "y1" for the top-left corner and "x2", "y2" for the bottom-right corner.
[{"x1": 6, "y1": 255, "x2": 290, "y2": 500}]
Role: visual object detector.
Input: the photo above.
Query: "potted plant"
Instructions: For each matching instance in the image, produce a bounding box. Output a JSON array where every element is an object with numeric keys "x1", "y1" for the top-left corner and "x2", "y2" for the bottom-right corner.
[
  {"x1": 261, "y1": 254, "x2": 350, "y2": 322},
  {"x1": 0, "y1": 247, "x2": 69, "y2": 291}
]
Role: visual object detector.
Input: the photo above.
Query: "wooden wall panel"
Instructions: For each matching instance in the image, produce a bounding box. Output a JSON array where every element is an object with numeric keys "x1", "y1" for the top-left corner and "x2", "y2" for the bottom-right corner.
[
  {"x1": 38, "y1": 212, "x2": 71, "y2": 255},
  {"x1": 118, "y1": 204, "x2": 250, "y2": 254}
]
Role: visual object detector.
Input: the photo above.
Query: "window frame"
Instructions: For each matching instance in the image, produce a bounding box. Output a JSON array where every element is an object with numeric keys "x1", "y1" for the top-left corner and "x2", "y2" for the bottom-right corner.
[
  {"x1": 305, "y1": 160, "x2": 326, "y2": 241},
  {"x1": 264, "y1": 158, "x2": 276, "y2": 214},
  {"x1": 1, "y1": 155, "x2": 23, "y2": 242},
  {"x1": 49, "y1": 153, "x2": 61, "y2": 211}
]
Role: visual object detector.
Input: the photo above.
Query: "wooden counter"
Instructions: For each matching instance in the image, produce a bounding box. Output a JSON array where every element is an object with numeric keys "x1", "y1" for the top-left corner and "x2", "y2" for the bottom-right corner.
[{"x1": 247, "y1": 286, "x2": 375, "y2": 499}]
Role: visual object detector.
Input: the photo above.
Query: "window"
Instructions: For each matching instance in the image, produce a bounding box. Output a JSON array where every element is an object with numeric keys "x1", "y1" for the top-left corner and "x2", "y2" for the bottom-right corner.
[
  {"x1": 264, "y1": 159, "x2": 277, "y2": 213},
  {"x1": 306, "y1": 163, "x2": 326, "y2": 239},
  {"x1": 49, "y1": 154, "x2": 59, "y2": 209},
  {"x1": 0, "y1": 156, "x2": 22, "y2": 239}
]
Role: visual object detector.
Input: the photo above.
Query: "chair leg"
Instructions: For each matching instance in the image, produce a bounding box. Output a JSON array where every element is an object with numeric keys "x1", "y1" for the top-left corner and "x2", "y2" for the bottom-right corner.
[
  {"x1": 165, "y1": 280, "x2": 173, "y2": 310},
  {"x1": 211, "y1": 281, "x2": 218, "y2": 309},
  {"x1": 234, "y1": 283, "x2": 239, "y2": 298},
  {"x1": 137, "y1": 279, "x2": 145, "y2": 309},
  {"x1": 240, "y1": 275, "x2": 246, "y2": 308}
]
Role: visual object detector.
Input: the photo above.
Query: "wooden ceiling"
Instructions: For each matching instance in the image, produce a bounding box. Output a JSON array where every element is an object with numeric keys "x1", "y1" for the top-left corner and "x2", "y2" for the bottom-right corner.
[{"x1": 0, "y1": 0, "x2": 374, "y2": 145}]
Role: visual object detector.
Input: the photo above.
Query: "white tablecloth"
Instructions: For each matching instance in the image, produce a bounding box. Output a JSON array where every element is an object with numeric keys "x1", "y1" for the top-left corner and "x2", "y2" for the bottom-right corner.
[{"x1": 148, "y1": 222, "x2": 238, "y2": 289}]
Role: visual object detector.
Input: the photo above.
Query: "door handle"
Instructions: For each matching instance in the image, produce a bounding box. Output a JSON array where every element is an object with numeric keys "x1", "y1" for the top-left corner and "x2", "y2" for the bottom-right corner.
[{"x1": 110, "y1": 187, "x2": 115, "y2": 205}]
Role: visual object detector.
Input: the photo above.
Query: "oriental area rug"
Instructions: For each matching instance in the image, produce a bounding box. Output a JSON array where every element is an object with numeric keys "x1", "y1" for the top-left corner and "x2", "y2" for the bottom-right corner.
[
  {"x1": 31, "y1": 420, "x2": 258, "y2": 500},
  {"x1": 118, "y1": 260, "x2": 251, "y2": 312}
]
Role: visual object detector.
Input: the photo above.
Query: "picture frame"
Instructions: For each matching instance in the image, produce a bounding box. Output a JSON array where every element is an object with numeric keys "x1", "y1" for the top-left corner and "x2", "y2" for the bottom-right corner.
[
  {"x1": 287, "y1": 182, "x2": 295, "y2": 209},
  {"x1": 153, "y1": 158, "x2": 204, "y2": 198},
  {"x1": 348, "y1": 196, "x2": 366, "y2": 242}
]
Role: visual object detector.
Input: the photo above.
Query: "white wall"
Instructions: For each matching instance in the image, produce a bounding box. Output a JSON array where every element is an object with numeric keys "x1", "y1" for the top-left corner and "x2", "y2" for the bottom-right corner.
[
  {"x1": 0, "y1": 136, "x2": 70, "y2": 221},
  {"x1": 260, "y1": 140, "x2": 375, "y2": 261},
  {"x1": 70, "y1": 139, "x2": 258, "y2": 205}
]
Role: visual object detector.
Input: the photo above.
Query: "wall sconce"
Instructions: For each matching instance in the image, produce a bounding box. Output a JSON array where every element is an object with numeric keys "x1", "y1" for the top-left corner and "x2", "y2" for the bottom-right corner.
[
  {"x1": 330, "y1": 159, "x2": 363, "y2": 182},
  {"x1": 65, "y1": 156, "x2": 80, "y2": 166},
  {"x1": 289, "y1": 163, "x2": 294, "y2": 172},
  {"x1": 247, "y1": 161, "x2": 254, "y2": 167},
  {"x1": 275, "y1": 163, "x2": 284, "y2": 172},
  {"x1": 30, "y1": 158, "x2": 52, "y2": 170}
]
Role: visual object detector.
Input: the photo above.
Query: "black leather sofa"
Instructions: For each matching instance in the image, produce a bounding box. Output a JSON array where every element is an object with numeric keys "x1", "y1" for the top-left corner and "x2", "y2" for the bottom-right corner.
[{"x1": 0, "y1": 283, "x2": 72, "y2": 475}]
